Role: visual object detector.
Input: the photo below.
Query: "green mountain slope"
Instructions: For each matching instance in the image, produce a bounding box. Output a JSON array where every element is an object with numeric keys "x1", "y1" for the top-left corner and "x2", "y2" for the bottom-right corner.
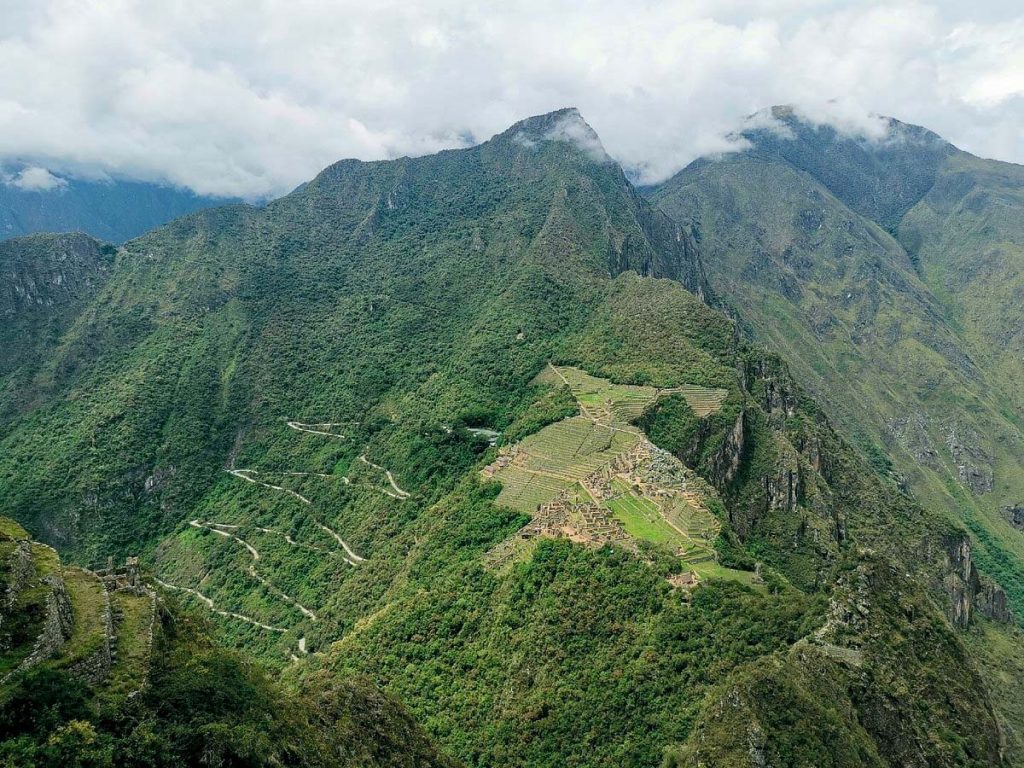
[
  {"x1": 650, "y1": 108, "x2": 1024, "y2": 611},
  {"x1": 0, "y1": 516, "x2": 455, "y2": 767},
  {"x1": 0, "y1": 169, "x2": 232, "y2": 243},
  {"x1": 650, "y1": 105, "x2": 1024, "y2": 762},
  {"x1": 0, "y1": 109, "x2": 1010, "y2": 766},
  {"x1": 1, "y1": 233, "x2": 117, "y2": 424}
]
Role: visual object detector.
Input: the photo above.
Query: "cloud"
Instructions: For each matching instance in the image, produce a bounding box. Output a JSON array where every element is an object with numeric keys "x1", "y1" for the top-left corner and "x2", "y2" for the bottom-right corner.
[
  {"x1": 741, "y1": 108, "x2": 796, "y2": 140},
  {"x1": 0, "y1": 1, "x2": 1020, "y2": 197},
  {"x1": 542, "y1": 110, "x2": 612, "y2": 163},
  {"x1": 3, "y1": 166, "x2": 67, "y2": 191}
]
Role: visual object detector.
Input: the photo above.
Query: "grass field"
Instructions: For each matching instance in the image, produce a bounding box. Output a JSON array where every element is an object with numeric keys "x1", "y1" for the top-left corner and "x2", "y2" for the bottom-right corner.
[
  {"x1": 104, "y1": 590, "x2": 154, "y2": 699},
  {"x1": 59, "y1": 568, "x2": 108, "y2": 662},
  {"x1": 606, "y1": 491, "x2": 681, "y2": 546}
]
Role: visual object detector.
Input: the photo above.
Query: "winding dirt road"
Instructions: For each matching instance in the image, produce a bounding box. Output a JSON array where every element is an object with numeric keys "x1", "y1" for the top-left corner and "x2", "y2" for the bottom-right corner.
[
  {"x1": 358, "y1": 455, "x2": 411, "y2": 498},
  {"x1": 152, "y1": 577, "x2": 287, "y2": 633},
  {"x1": 190, "y1": 520, "x2": 320, "y2": 620},
  {"x1": 287, "y1": 421, "x2": 347, "y2": 438},
  {"x1": 225, "y1": 468, "x2": 364, "y2": 566}
]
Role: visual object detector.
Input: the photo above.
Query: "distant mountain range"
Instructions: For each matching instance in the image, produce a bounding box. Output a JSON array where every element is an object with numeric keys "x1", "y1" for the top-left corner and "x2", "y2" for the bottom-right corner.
[
  {"x1": 2, "y1": 107, "x2": 1023, "y2": 767},
  {"x1": 0, "y1": 164, "x2": 232, "y2": 243}
]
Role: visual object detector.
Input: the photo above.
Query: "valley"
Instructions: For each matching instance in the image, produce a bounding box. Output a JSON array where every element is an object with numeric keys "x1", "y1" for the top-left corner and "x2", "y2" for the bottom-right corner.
[{"x1": 0, "y1": 107, "x2": 1019, "y2": 767}]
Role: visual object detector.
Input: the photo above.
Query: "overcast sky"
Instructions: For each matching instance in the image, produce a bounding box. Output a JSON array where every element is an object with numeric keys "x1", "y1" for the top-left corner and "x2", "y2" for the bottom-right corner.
[{"x1": 1, "y1": 0, "x2": 1022, "y2": 199}]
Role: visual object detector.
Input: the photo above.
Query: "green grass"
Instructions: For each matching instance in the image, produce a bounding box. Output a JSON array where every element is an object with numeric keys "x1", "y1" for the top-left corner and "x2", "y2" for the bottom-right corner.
[
  {"x1": 102, "y1": 590, "x2": 154, "y2": 699},
  {"x1": 692, "y1": 560, "x2": 761, "y2": 585},
  {"x1": 0, "y1": 517, "x2": 28, "y2": 540},
  {"x1": 606, "y1": 492, "x2": 680, "y2": 546},
  {"x1": 57, "y1": 568, "x2": 108, "y2": 662}
]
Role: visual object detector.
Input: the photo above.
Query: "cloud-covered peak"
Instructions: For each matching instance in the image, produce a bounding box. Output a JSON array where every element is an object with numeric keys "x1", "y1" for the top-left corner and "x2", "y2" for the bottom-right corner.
[
  {"x1": 0, "y1": 2, "x2": 1020, "y2": 196},
  {"x1": 737, "y1": 103, "x2": 952, "y2": 152},
  {"x1": 2, "y1": 166, "x2": 67, "y2": 192},
  {"x1": 503, "y1": 108, "x2": 611, "y2": 163}
]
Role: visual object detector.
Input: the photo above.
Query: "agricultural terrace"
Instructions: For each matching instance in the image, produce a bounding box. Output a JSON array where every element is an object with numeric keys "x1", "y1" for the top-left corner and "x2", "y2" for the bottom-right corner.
[{"x1": 485, "y1": 364, "x2": 750, "y2": 584}]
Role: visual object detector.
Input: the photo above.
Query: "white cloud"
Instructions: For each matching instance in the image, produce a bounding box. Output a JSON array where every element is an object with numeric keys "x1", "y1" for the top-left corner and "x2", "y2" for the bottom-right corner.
[
  {"x1": 542, "y1": 109, "x2": 612, "y2": 163},
  {"x1": 0, "y1": 0, "x2": 1020, "y2": 197},
  {"x1": 3, "y1": 166, "x2": 67, "y2": 191}
]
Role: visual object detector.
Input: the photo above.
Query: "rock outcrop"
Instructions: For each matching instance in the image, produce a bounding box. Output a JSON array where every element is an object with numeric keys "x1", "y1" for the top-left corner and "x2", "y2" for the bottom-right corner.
[{"x1": 943, "y1": 534, "x2": 1012, "y2": 626}]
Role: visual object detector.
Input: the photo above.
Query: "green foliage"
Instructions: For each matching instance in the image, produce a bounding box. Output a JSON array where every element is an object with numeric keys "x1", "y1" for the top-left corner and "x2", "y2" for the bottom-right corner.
[
  {"x1": 651, "y1": 117, "x2": 1024, "y2": 636},
  {"x1": 0, "y1": 110, "x2": 1012, "y2": 767}
]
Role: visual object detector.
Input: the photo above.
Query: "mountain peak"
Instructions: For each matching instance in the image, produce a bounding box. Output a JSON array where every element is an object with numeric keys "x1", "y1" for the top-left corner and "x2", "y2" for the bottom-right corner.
[
  {"x1": 741, "y1": 104, "x2": 948, "y2": 150},
  {"x1": 498, "y1": 107, "x2": 611, "y2": 163}
]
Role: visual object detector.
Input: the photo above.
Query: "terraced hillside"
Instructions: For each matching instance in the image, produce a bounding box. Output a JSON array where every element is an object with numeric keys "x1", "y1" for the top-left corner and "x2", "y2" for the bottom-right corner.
[
  {"x1": 484, "y1": 364, "x2": 735, "y2": 581},
  {"x1": 0, "y1": 515, "x2": 456, "y2": 766}
]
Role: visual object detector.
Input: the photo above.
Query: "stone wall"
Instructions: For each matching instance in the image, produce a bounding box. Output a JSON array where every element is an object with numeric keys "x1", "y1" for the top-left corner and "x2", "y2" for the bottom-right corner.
[
  {"x1": 67, "y1": 583, "x2": 113, "y2": 685},
  {"x1": 3, "y1": 540, "x2": 35, "y2": 609},
  {"x1": 1, "y1": 573, "x2": 74, "y2": 684}
]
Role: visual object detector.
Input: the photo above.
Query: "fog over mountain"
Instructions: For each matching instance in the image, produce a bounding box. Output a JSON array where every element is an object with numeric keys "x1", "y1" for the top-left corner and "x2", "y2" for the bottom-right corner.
[{"x1": 1, "y1": 1, "x2": 1022, "y2": 198}]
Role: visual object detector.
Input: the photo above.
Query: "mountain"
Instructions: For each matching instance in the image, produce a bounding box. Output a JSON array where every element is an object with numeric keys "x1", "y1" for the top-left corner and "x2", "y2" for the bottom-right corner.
[
  {"x1": 649, "y1": 104, "x2": 1024, "y2": 759},
  {"x1": 0, "y1": 165, "x2": 232, "y2": 243},
  {"x1": 0, "y1": 516, "x2": 455, "y2": 767},
  {"x1": 0, "y1": 108, "x2": 1014, "y2": 766},
  {"x1": 1, "y1": 233, "x2": 117, "y2": 424}
]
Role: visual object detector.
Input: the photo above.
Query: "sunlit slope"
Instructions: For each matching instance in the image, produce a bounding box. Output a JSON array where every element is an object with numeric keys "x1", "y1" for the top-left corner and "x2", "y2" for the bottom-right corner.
[
  {"x1": 0, "y1": 108, "x2": 1010, "y2": 767},
  {"x1": 0, "y1": 516, "x2": 455, "y2": 767},
  {"x1": 485, "y1": 364, "x2": 733, "y2": 580}
]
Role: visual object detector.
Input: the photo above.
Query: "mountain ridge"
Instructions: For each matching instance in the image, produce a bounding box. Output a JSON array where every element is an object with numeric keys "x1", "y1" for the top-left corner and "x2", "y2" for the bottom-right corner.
[
  {"x1": 650, "y1": 106, "x2": 1024, "y2": 760},
  {"x1": 0, "y1": 108, "x2": 1017, "y2": 767}
]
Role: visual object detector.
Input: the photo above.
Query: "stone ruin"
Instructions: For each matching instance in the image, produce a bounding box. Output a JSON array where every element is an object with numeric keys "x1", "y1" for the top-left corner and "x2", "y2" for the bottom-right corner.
[{"x1": 93, "y1": 555, "x2": 146, "y2": 595}]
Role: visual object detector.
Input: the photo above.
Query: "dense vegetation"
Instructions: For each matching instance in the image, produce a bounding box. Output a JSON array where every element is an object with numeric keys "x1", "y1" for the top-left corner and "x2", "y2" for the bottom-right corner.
[
  {"x1": 0, "y1": 108, "x2": 1015, "y2": 766},
  {"x1": 651, "y1": 109, "x2": 1024, "y2": 758},
  {"x1": 0, "y1": 518, "x2": 454, "y2": 768}
]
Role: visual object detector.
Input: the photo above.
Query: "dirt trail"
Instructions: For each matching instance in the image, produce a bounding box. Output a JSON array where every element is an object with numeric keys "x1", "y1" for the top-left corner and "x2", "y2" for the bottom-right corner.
[
  {"x1": 191, "y1": 519, "x2": 260, "y2": 559},
  {"x1": 254, "y1": 526, "x2": 328, "y2": 553},
  {"x1": 287, "y1": 421, "x2": 347, "y2": 438},
  {"x1": 190, "y1": 519, "x2": 320, "y2": 620},
  {"x1": 228, "y1": 468, "x2": 313, "y2": 504},
  {"x1": 315, "y1": 522, "x2": 366, "y2": 564},
  {"x1": 152, "y1": 577, "x2": 287, "y2": 633},
  {"x1": 226, "y1": 469, "x2": 364, "y2": 565},
  {"x1": 358, "y1": 455, "x2": 410, "y2": 498},
  {"x1": 247, "y1": 565, "x2": 318, "y2": 620}
]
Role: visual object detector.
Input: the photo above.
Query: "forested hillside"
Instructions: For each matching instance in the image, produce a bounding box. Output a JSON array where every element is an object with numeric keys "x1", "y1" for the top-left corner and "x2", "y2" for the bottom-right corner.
[
  {"x1": 650, "y1": 106, "x2": 1024, "y2": 759},
  {"x1": 0, "y1": 109, "x2": 1015, "y2": 766},
  {"x1": 0, "y1": 516, "x2": 455, "y2": 767}
]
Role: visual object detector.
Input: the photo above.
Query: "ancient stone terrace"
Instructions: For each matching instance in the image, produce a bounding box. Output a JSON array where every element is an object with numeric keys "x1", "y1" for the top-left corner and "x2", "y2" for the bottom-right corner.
[{"x1": 483, "y1": 365, "x2": 736, "y2": 583}]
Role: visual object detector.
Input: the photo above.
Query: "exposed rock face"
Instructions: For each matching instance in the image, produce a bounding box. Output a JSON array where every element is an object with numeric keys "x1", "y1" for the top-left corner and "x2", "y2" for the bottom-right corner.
[
  {"x1": 1004, "y1": 505, "x2": 1024, "y2": 531},
  {"x1": 0, "y1": 232, "x2": 112, "y2": 317},
  {"x1": 944, "y1": 423, "x2": 994, "y2": 494},
  {"x1": 945, "y1": 535, "x2": 976, "y2": 627},
  {"x1": 943, "y1": 534, "x2": 1012, "y2": 626},
  {"x1": 709, "y1": 410, "x2": 745, "y2": 488},
  {"x1": 764, "y1": 435, "x2": 800, "y2": 514},
  {"x1": 974, "y1": 582, "x2": 1012, "y2": 624},
  {"x1": 888, "y1": 413, "x2": 941, "y2": 468}
]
